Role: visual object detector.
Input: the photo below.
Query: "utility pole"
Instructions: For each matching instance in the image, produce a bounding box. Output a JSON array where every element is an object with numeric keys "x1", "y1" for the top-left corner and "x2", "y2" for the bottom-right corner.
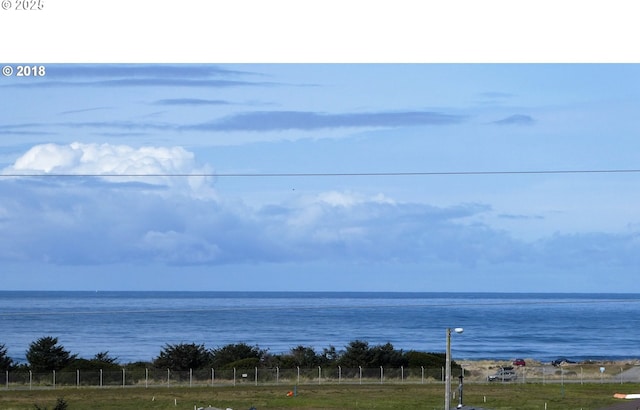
[{"x1": 445, "y1": 327, "x2": 463, "y2": 410}]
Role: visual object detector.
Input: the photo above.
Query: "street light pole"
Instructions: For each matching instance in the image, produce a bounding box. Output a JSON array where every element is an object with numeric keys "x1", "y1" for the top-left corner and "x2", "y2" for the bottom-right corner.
[
  {"x1": 445, "y1": 327, "x2": 463, "y2": 410},
  {"x1": 445, "y1": 328, "x2": 452, "y2": 410},
  {"x1": 458, "y1": 373, "x2": 464, "y2": 408}
]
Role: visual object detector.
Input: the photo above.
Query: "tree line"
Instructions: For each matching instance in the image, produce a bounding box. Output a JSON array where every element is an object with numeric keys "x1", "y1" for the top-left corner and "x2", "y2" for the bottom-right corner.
[{"x1": 1, "y1": 337, "x2": 460, "y2": 372}]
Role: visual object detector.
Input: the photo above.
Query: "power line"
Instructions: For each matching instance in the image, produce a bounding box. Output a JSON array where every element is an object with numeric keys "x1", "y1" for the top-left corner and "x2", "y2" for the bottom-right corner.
[{"x1": 1, "y1": 169, "x2": 640, "y2": 178}]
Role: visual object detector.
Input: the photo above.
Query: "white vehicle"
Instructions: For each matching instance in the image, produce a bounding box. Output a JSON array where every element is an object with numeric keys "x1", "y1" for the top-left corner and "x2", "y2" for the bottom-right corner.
[{"x1": 488, "y1": 366, "x2": 517, "y2": 382}]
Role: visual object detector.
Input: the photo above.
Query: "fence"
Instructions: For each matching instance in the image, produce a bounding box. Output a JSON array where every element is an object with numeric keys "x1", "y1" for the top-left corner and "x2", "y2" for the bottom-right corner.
[{"x1": 2, "y1": 365, "x2": 638, "y2": 390}]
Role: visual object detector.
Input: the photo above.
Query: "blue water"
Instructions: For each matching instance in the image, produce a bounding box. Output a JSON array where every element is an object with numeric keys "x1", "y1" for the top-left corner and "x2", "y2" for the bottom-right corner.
[{"x1": 1, "y1": 292, "x2": 639, "y2": 364}]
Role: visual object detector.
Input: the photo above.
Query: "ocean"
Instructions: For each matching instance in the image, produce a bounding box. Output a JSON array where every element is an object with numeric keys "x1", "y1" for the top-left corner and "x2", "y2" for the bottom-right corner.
[{"x1": 1, "y1": 291, "x2": 639, "y2": 365}]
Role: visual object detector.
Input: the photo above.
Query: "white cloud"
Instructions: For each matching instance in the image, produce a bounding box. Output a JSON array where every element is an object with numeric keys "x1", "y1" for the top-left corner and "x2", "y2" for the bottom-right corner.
[
  {"x1": 3, "y1": 142, "x2": 217, "y2": 199},
  {"x1": 12, "y1": 143, "x2": 82, "y2": 172},
  {"x1": 317, "y1": 191, "x2": 360, "y2": 207},
  {"x1": 315, "y1": 191, "x2": 395, "y2": 207}
]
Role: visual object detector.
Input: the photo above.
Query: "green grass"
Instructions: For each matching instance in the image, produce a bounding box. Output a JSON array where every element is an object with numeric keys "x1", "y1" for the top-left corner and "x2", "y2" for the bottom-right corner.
[{"x1": 0, "y1": 383, "x2": 637, "y2": 409}]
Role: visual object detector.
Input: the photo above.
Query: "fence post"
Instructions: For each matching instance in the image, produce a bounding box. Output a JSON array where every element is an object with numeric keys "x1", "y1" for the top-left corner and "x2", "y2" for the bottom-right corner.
[
  {"x1": 421, "y1": 366, "x2": 424, "y2": 384},
  {"x1": 233, "y1": 368, "x2": 236, "y2": 387},
  {"x1": 380, "y1": 366, "x2": 383, "y2": 384},
  {"x1": 211, "y1": 368, "x2": 214, "y2": 387},
  {"x1": 276, "y1": 367, "x2": 279, "y2": 384},
  {"x1": 76, "y1": 369, "x2": 79, "y2": 388},
  {"x1": 318, "y1": 366, "x2": 321, "y2": 385},
  {"x1": 6, "y1": 370, "x2": 8, "y2": 390},
  {"x1": 145, "y1": 368, "x2": 148, "y2": 388},
  {"x1": 190, "y1": 368, "x2": 193, "y2": 387},
  {"x1": 167, "y1": 368, "x2": 170, "y2": 387},
  {"x1": 338, "y1": 366, "x2": 341, "y2": 384},
  {"x1": 401, "y1": 366, "x2": 404, "y2": 383},
  {"x1": 29, "y1": 370, "x2": 32, "y2": 390},
  {"x1": 255, "y1": 367, "x2": 258, "y2": 386},
  {"x1": 53, "y1": 370, "x2": 56, "y2": 389},
  {"x1": 359, "y1": 366, "x2": 362, "y2": 385},
  {"x1": 296, "y1": 366, "x2": 299, "y2": 385},
  {"x1": 122, "y1": 368, "x2": 126, "y2": 388}
]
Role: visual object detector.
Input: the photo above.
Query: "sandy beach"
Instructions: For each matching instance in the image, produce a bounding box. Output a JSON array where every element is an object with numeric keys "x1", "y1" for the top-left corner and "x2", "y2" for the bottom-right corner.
[{"x1": 458, "y1": 358, "x2": 640, "y2": 383}]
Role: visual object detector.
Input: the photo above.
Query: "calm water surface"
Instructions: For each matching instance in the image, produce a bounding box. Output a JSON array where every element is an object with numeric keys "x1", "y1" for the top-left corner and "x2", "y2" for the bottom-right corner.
[{"x1": 1, "y1": 291, "x2": 639, "y2": 364}]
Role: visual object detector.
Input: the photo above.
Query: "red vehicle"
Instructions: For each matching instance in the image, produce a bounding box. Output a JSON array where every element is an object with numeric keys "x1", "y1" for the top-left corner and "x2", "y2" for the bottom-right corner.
[{"x1": 513, "y1": 358, "x2": 526, "y2": 366}]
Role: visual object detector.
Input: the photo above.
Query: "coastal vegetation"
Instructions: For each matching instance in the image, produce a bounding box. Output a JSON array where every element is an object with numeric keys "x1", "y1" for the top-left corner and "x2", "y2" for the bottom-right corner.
[
  {"x1": 2, "y1": 338, "x2": 639, "y2": 409},
  {"x1": 0, "y1": 337, "x2": 459, "y2": 372},
  {"x1": 0, "y1": 343, "x2": 13, "y2": 370},
  {"x1": 25, "y1": 337, "x2": 78, "y2": 372}
]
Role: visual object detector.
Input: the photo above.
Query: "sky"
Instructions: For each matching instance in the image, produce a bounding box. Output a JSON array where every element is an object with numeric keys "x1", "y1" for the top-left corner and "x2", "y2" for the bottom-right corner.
[
  {"x1": 1, "y1": 63, "x2": 639, "y2": 292},
  {"x1": 1, "y1": 1, "x2": 639, "y2": 292}
]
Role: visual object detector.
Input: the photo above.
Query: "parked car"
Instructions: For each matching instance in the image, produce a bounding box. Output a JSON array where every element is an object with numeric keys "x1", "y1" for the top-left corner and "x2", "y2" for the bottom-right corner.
[
  {"x1": 488, "y1": 366, "x2": 517, "y2": 382},
  {"x1": 513, "y1": 358, "x2": 526, "y2": 366},
  {"x1": 551, "y1": 357, "x2": 576, "y2": 367}
]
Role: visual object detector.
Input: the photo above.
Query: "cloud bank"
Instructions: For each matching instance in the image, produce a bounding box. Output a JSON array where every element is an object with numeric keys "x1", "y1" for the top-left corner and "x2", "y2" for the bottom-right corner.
[
  {"x1": 1, "y1": 109, "x2": 467, "y2": 139},
  {"x1": 1, "y1": 143, "x2": 639, "y2": 274},
  {"x1": 188, "y1": 110, "x2": 466, "y2": 131},
  {"x1": 493, "y1": 114, "x2": 535, "y2": 125}
]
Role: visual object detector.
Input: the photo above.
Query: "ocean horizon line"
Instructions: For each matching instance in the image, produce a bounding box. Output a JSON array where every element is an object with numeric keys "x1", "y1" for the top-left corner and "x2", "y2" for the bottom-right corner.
[{"x1": 2, "y1": 290, "x2": 640, "y2": 297}]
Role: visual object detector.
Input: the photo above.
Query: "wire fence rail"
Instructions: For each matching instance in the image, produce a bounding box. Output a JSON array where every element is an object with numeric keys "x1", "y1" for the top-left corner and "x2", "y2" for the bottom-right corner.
[{"x1": 1, "y1": 366, "x2": 638, "y2": 390}]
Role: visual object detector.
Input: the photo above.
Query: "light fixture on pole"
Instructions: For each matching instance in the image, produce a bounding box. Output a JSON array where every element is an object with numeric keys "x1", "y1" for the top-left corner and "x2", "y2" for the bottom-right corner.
[{"x1": 445, "y1": 327, "x2": 464, "y2": 410}]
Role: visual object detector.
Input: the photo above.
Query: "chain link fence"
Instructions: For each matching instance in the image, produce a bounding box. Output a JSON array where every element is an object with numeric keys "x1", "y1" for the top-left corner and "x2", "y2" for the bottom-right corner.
[{"x1": 2, "y1": 365, "x2": 638, "y2": 390}]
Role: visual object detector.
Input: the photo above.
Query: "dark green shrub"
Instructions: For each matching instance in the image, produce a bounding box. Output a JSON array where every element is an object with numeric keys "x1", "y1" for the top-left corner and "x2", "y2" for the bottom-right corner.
[
  {"x1": 154, "y1": 343, "x2": 211, "y2": 371},
  {"x1": 26, "y1": 337, "x2": 77, "y2": 372}
]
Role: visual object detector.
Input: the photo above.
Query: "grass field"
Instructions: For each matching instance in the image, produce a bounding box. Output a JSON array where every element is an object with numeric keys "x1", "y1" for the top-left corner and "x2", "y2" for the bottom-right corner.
[{"x1": 1, "y1": 382, "x2": 637, "y2": 410}]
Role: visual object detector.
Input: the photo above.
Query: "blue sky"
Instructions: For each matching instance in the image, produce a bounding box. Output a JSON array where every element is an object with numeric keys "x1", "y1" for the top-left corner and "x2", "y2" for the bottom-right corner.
[{"x1": 1, "y1": 63, "x2": 639, "y2": 292}]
